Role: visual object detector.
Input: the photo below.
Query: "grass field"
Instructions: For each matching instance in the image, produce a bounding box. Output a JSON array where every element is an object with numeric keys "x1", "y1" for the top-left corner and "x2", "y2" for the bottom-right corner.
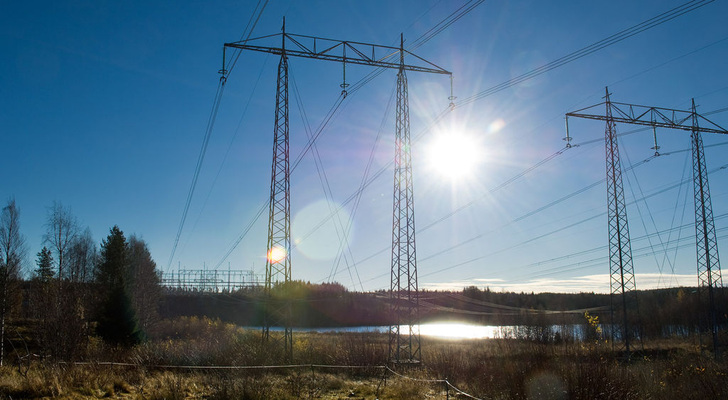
[{"x1": 1, "y1": 317, "x2": 726, "y2": 399}]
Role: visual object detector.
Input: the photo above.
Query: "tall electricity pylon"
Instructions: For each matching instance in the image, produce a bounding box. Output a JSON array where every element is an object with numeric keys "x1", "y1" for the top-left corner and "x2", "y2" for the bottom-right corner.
[
  {"x1": 223, "y1": 23, "x2": 450, "y2": 362},
  {"x1": 566, "y1": 88, "x2": 728, "y2": 359},
  {"x1": 262, "y1": 27, "x2": 293, "y2": 360},
  {"x1": 389, "y1": 34, "x2": 420, "y2": 364}
]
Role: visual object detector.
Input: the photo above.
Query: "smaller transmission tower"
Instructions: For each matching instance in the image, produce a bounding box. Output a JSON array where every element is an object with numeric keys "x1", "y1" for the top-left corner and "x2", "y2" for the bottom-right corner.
[{"x1": 566, "y1": 89, "x2": 728, "y2": 359}]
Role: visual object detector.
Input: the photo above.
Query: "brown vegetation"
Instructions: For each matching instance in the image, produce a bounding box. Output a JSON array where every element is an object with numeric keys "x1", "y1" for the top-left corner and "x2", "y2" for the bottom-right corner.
[{"x1": 1, "y1": 316, "x2": 726, "y2": 399}]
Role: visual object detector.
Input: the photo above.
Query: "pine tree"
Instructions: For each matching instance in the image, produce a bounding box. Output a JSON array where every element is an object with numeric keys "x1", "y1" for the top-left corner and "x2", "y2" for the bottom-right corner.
[
  {"x1": 35, "y1": 246, "x2": 54, "y2": 283},
  {"x1": 127, "y1": 235, "x2": 161, "y2": 334},
  {"x1": 95, "y1": 226, "x2": 142, "y2": 346},
  {"x1": 96, "y1": 225, "x2": 127, "y2": 290},
  {"x1": 96, "y1": 285, "x2": 143, "y2": 346}
]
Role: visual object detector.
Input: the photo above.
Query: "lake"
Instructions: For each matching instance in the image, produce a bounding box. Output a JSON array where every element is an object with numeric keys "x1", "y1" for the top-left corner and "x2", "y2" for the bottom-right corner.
[{"x1": 264, "y1": 322, "x2": 589, "y2": 340}]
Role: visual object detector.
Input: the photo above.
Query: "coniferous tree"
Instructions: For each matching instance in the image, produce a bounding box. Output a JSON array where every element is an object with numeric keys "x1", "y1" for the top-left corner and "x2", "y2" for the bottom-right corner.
[
  {"x1": 127, "y1": 235, "x2": 161, "y2": 334},
  {"x1": 31, "y1": 245, "x2": 61, "y2": 359},
  {"x1": 96, "y1": 285, "x2": 144, "y2": 346},
  {"x1": 35, "y1": 246, "x2": 54, "y2": 283},
  {"x1": 95, "y1": 226, "x2": 142, "y2": 346},
  {"x1": 96, "y1": 225, "x2": 127, "y2": 290}
]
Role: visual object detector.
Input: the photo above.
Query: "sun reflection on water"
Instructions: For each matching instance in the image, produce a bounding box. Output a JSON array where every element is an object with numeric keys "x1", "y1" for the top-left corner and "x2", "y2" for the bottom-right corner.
[{"x1": 405, "y1": 323, "x2": 501, "y2": 340}]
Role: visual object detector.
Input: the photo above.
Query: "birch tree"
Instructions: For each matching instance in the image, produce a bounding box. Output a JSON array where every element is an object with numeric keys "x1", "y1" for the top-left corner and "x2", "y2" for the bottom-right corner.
[
  {"x1": 43, "y1": 201, "x2": 78, "y2": 281},
  {"x1": 0, "y1": 199, "x2": 26, "y2": 365}
]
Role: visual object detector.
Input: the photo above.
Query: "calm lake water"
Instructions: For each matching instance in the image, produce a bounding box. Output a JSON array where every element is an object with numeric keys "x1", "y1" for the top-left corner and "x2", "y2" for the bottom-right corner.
[{"x1": 265, "y1": 322, "x2": 586, "y2": 340}]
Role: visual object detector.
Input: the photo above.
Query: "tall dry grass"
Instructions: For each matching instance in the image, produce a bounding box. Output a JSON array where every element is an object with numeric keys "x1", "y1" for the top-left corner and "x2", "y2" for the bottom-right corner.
[
  {"x1": 421, "y1": 336, "x2": 728, "y2": 399},
  {"x1": 1, "y1": 316, "x2": 726, "y2": 399}
]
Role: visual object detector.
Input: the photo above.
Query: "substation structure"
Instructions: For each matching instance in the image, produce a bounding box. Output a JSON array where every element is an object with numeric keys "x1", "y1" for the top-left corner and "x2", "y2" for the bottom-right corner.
[
  {"x1": 161, "y1": 268, "x2": 264, "y2": 292},
  {"x1": 222, "y1": 20, "x2": 451, "y2": 362},
  {"x1": 566, "y1": 87, "x2": 727, "y2": 359}
]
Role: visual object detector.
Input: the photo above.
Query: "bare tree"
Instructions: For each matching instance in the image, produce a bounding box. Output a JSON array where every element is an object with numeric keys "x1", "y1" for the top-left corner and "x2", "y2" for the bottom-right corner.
[
  {"x1": 36, "y1": 203, "x2": 93, "y2": 360},
  {"x1": 67, "y1": 228, "x2": 96, "y2": 283},
  {"x1": 43, "y1": 202, "x2": 79, "y2": 281},
  {"x1": 0, "y1": 198, "x2": 26, "y2": 366}
]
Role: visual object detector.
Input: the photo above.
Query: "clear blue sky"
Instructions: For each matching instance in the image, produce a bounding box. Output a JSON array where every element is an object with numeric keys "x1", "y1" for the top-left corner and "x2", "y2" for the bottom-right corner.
[{"x1": 2, "y1": 0, "x2": 727, "y2": 293}]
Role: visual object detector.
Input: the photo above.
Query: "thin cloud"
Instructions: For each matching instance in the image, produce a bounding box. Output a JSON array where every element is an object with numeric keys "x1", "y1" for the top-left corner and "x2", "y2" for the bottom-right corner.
[{"x1": 422, "y1": 273, "x2": 698, "y2": 293}]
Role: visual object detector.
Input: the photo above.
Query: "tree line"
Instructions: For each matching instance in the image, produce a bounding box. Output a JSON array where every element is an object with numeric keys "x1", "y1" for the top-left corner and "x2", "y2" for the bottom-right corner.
[
  {"x1": 0, "y1": 199, "x2": 161, "y2": 363},
  {"x1": 162, "y1": 280, "x2": 726, "y2": 345}
]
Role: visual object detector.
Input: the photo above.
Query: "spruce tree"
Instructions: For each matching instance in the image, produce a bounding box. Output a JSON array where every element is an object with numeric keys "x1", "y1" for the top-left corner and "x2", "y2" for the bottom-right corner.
[
  {"x1": 96, "y1": 285, "x2": 143, "y2": 346},
  {"x1": 95, "y1": 226, "x2": 142, "y2": 346},
  {"x1": 96, "y1": 225, "x2": 127, "y2": 289},
  {"x1": 35, "y1": 246, "x2": 54, "y2": 283}
]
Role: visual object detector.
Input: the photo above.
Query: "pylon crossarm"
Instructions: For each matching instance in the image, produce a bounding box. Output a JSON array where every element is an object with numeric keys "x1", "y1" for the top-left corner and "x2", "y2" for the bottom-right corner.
[
  {"x1": 225, "y1": 33, "x2": 451, "y2": 75},
  {"x1": 567, "y1": 102, "x2": 728, "y2": 135}
]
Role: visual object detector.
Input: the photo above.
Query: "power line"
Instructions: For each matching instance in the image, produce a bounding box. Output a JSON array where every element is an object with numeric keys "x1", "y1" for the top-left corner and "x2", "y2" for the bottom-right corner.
[
  {"x1": 209, "y1": 2, "x2": 480, "y2": 270},
  {"x1": 167, "y1": 3, "x2": 269, "y2": 271},
  {"x1": 290, "y1": 69, "x2": 363, "y2": 290},
  {"x1": 455, "y1": 0, "x2": 715, "y2": 107},
  {"x1": 415, "y1": 161, "x2": 728, "y2": 285},
  {"x1": 179, "y1": 56, "x2": 271, "y2": 259},
  {"x1": 167, "y1": 80, "x2": 225, "y2": 271},
  {"x1": 410, "y1": 0, "x2": 486, "y2": 50},
  {"x1": 356, "y1": 150, "x2": 728, "y2": 290},
  {"x1": 327, "y1": 81, "x2": 397, "y2": 286}
]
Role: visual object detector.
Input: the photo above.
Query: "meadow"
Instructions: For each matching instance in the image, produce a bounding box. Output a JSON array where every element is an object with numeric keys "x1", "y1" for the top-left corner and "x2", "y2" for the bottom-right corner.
[{"x1": 1, "y1": 316, "x2": 726, "y2": 399}]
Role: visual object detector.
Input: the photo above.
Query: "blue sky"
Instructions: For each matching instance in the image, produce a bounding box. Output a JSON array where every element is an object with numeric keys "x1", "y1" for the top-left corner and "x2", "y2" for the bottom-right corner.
[{"x1": 2, "y1": 0, "x2": 727, "y2": 293}]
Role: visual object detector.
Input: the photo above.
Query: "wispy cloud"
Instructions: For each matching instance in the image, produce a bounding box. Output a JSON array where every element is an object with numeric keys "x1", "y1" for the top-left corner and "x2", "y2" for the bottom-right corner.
[{"x1": 422, "y1": 273, "x2": 697, "y2": 293}]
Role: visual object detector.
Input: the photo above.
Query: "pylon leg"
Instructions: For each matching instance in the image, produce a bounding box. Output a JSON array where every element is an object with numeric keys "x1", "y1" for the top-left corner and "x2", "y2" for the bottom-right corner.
[
  {"x1": 604, "y1": 88, "x2": 638, "y2": 358},
  {"x1": 691, "y1": 99, "x2": 723, "y2": 359}
]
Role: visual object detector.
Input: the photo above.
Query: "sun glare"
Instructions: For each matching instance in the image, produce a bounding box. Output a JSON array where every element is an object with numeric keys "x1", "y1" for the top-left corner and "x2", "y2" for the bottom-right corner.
[
  {"x1": 401, "y1": 323, "x2": 500, "y2": 339},
  {"x1": 267, "y1": 246, "x2": 287, "y2": 264},
  {"x1": 425, "y1": 130, "x2": 483, "y2": 181}
]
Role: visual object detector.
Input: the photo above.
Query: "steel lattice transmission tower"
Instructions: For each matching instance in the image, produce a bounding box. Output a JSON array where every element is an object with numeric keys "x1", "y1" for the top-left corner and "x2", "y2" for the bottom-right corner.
[
  {"x1": 566, "y1": 88, "x2": 728, "y2": 359},
  {"x1": 223, "y1": 23, "x2": 450, "y2": 362},
  {"x1": 388, "y1": 35, "x2": 420, "y2": 364},
  {"x1": 602, "y1": 89, "x2": 638, "y2": 356},
  {"x1": 261, "y1": 26, "x2": 293, "y2": 359}
]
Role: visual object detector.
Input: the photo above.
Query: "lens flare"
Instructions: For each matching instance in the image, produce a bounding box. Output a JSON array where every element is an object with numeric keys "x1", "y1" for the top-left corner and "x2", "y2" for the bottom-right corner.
[
  {"x1": 292, "y1": 199, "x2": 353, "y2": 261},
  {"x1": 488, "y1": 118, "x2": 506, "y2": 134},
  {"x1": 267, "y1": 246, "x2": 287, "y2": 264}
]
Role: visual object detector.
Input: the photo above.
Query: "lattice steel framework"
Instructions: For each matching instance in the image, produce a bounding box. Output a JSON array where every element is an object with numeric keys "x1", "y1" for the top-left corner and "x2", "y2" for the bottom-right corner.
[
  {"x1": 602, "y1": 89, "x2": 638, "y2": 356},
  {"x1": 223, "y1": 24, "x2": 450, "y2": 363},
  {"x1": 691, "y1": 99, "x2": 723, "y2": 358},
  {"x1": 161, "y1": 269, "x2": 264, "y2": 292},
  {"x1": 566, "y1": 89, "x2": 728, "y2": 359},
  {"x1": 262, "y1": 31, "x2": 293, "y2": 360},
  {"x1": 388, "y1": 35, "x2": 421, "y2": 364}
]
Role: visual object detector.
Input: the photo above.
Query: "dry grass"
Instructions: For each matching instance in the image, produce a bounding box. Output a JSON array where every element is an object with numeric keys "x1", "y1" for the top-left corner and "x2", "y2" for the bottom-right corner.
[{"x1": 1, "y1": 317, "x2": 726, "y2": 399}]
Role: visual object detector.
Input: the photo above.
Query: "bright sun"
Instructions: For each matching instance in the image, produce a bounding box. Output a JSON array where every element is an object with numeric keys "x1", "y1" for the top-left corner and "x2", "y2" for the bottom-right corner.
[{"x1": 424, "y1": 130, "x2": 483, "y2": 181}]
